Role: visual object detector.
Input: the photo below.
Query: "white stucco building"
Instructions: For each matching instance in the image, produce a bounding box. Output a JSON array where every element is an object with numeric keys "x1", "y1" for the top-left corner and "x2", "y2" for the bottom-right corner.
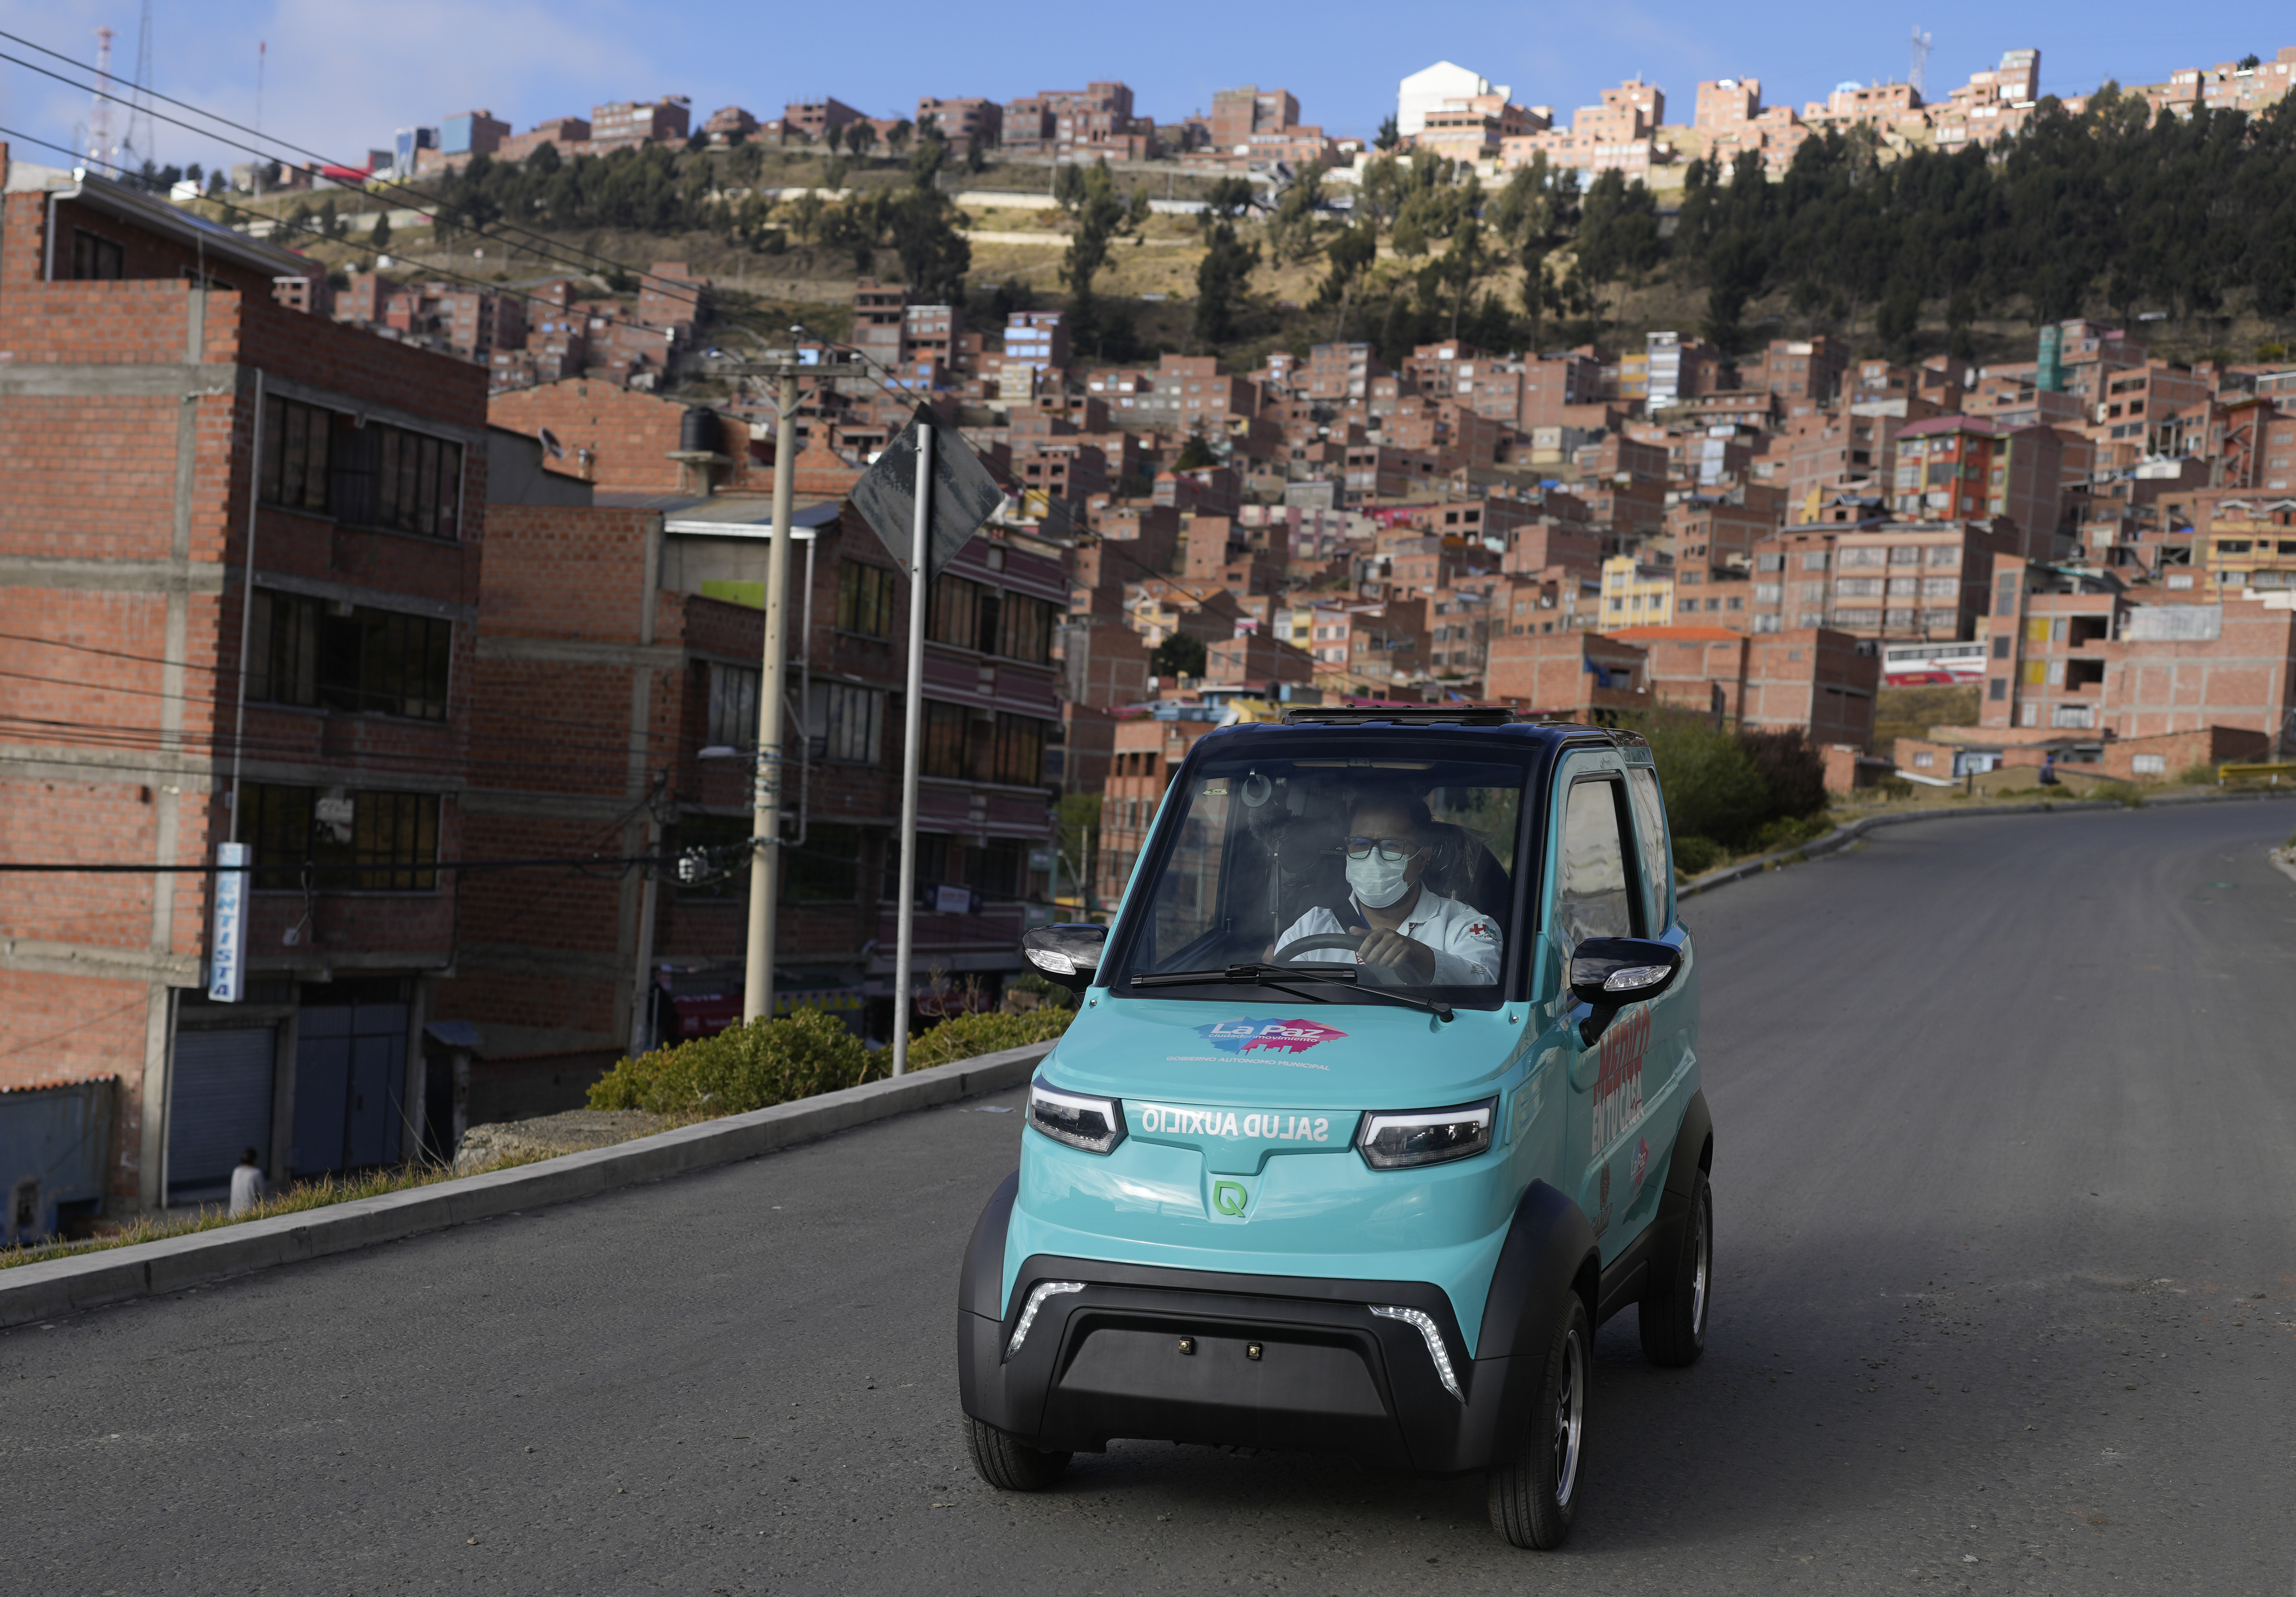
[{"x1": 1397, "y1": 61, "x2": 1510, "y2": 139}]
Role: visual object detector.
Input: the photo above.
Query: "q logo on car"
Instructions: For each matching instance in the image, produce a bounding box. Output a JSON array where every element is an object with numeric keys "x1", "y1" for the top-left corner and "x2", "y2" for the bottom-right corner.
[{"x1": 1212, "y1": 1180, "x2": 1249, "y2": 1216}]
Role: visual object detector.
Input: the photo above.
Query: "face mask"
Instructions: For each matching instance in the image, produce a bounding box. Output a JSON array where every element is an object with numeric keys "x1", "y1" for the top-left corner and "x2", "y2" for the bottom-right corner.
[{"x1": 1346, "y1": 849, "x2": 1415, "y2": 909}]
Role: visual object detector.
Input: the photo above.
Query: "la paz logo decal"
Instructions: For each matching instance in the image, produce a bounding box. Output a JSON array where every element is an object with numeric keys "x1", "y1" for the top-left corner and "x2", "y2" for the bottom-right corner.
[{"x1": 1195, "y1": 1018, "x2": 1349, "y2": 1055}]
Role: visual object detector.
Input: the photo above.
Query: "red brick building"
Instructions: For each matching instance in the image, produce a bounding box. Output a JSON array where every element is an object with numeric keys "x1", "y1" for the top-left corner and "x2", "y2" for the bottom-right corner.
[
  {"x1": 1484, "y1": 630, "x2": 1651, "y2": 717},
  {"x1": 0, "y1": 156, "x2": 488, "y2": 1213}
]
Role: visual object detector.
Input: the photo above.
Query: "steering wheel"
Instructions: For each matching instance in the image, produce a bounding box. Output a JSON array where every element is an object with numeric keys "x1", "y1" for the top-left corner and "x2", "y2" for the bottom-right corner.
[{"x1": 1270, "y1": 932, "x2": 1365, "y2": 964}]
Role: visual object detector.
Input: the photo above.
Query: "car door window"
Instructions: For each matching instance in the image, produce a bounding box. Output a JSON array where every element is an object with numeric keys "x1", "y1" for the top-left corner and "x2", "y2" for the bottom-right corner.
[
  {"x1": 1555, "y1": 778, "x2": 1636, "y2": 951},
  {"x1": 1626, "y1": 766, "x2": 1672, "y2": 931}
]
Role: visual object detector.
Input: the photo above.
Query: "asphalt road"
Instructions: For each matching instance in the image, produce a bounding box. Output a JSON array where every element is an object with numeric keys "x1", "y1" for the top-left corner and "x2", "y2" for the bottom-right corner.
[{"x1": 6, "y1": 800, "x2": 2295, "y2": 1596}]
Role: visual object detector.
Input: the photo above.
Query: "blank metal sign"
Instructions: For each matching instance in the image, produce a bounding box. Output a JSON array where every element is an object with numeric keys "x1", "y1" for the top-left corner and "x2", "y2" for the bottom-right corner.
[{"x1": 849, "y1": 405, "x2": 1007, "y2": 580}]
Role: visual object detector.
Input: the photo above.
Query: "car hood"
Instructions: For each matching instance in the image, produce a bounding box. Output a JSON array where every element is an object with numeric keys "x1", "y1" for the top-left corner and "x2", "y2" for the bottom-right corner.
[{"x1": 1048, "y1": 992, "x2": 1529, "y2": 1109}]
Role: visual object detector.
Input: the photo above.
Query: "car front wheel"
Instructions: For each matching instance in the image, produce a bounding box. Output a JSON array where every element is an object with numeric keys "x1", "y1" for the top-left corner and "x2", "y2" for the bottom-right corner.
[
  {"x1": 963, "y1": 1413, "x2": 1071, "y2": 1491},
  {"x1": 1486, "y1": 1293, "x2": 1589, "y2": 1549}
]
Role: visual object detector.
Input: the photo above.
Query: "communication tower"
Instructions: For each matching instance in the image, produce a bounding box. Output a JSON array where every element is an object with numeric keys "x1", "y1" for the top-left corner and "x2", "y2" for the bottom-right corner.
[{"x1": 87, "y1": 27, "x2": 116, "y2": 172}]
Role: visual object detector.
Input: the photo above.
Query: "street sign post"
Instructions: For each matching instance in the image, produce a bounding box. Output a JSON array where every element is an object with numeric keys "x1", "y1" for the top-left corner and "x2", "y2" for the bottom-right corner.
[{"x1": 850, "y1": 406, "x2": 1004, "y2": 1074}]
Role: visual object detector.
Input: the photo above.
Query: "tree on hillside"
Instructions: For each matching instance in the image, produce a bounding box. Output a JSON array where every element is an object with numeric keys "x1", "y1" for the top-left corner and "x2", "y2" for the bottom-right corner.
[
  {"x1": 1151, "y1": 632, "x2": 1208, "y2": 679},
  {"x1": 1193, "y1": 178, "x2": 1261, "y2": 346},
  {"x1": 1312, "y1": 222, "x2": 1377, "y2": 340},
  {"x1": 1264, "y1": 170, "x2": 1326, "y2": 266},
  {"x1": 846, "y1": 121, "x2": 878, "y2": 161},
  {"x1": 1572, "y1": 169, "x2": 1661, "y2": 335}
]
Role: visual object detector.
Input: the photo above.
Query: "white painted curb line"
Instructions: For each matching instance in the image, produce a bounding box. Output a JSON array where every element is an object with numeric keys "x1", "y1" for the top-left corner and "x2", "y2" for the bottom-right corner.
[
  {"x1": 0, "y1": 1041, "x2": 1054, "y2": 1330},
  {"x1": 1677, "y1": 786, "x2": 2296, "y2": 901}
]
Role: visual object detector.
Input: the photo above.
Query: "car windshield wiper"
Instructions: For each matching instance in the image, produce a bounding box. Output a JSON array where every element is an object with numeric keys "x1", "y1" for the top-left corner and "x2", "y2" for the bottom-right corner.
[{"x1": 1130, "y1": 963, "x2": 1454, "y2": 1022}]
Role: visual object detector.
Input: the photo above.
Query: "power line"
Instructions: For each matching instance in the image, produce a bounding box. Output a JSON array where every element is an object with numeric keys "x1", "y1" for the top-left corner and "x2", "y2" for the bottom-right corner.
[
  {"x1": 0, "y1": 631, "x2": 739, "y2": 755},
  {"x1": 0, "y1": 28, "x2": 714, "y2": 308}
]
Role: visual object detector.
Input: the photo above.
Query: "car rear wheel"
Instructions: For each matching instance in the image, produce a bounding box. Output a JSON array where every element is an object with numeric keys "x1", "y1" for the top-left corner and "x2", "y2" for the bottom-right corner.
[
  {"x1": 1486, "y1": 1294, "x2": 1589, "y2": 1549},
  {"x1": 963, "y1": 1413, "x2": 1071, "y2": 1491},
  {"x1": 1639, "y1": 1167, "x2": 1711, "y2": 1368}
]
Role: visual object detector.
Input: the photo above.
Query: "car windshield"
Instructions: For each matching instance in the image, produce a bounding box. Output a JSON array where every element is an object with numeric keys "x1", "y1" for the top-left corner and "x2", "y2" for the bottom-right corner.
[{"x1": 1108, "y1": 750, "x2": 1529, "y2": 1011}]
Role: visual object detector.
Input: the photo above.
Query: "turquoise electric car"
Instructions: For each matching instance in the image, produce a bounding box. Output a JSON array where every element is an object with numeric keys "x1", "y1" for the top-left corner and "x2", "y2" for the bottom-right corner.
[{"x1": 959, "y1": 708, "x2": 1712, "y2": 1549}]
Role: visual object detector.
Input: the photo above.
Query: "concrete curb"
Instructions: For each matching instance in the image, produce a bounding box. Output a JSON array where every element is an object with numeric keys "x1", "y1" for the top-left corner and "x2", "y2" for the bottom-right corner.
[
  {"x1": 1677, "y1": 786, "x2": 2296, "y2": 901},
  {"x1": 0, "y1": 1041, "x2": 1055, "y2": 1331}
]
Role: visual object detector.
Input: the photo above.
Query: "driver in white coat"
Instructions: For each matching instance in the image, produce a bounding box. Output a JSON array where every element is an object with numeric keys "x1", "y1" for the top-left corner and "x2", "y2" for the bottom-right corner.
[{"x1": 1269, "y1": 794, "x2": 1503, "y2": 986}]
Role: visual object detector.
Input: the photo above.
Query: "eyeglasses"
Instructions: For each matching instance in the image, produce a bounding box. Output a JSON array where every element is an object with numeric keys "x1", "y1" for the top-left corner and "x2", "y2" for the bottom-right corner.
[{"x1": 1342, "y1": 836, "x2": 1419, "y2": 862}]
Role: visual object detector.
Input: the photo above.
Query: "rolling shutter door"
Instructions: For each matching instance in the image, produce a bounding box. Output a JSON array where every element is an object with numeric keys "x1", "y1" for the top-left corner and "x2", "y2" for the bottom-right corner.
[{"x1": 169, "y1": 1027, "x2": 275, "y2": 1202}]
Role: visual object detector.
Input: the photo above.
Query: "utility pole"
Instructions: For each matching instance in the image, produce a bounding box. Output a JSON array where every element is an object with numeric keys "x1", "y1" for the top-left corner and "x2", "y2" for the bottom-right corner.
[
  {"x1": 890, "y1": 422, "x2": 933, "y2": 1076},
  {"x1": 742, "y1": 361, "x2": 805, "y2": 1023}
]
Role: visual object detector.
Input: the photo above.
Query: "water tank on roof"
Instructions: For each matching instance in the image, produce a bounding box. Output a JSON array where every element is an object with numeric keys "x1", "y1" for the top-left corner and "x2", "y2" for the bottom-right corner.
[{"x1": 680, "y1": 408, "x2": 720, "y2": 455}]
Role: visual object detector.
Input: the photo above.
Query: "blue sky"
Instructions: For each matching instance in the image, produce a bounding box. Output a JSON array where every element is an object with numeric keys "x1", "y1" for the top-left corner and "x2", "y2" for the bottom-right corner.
[{"x1": 1, "y1": 0, "x2": 2291, "y2": 178}]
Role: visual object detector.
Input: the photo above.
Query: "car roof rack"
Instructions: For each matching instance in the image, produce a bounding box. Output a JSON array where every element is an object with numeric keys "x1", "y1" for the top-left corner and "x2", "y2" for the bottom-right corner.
[{"x1": 1279, "y1": 706, "x2": 1519, "y2": 727}]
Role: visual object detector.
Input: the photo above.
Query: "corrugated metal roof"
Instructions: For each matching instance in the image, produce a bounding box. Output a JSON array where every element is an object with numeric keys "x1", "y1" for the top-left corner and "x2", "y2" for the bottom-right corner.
[{"x1": 0, "y1": 1074, "x2": 117, "y2": 1095}]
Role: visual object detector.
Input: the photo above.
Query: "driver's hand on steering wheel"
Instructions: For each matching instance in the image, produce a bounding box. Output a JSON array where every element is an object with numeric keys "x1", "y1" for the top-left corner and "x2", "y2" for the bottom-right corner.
[{"x1": 1350, "y1": 925, "x2": 1436, "y2": 982}]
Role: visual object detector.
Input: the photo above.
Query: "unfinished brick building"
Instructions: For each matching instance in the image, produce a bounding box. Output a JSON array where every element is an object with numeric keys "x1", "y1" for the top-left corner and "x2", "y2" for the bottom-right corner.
[{"x1": 0, "y1": 153, "x2": 487, "y2": 1216}]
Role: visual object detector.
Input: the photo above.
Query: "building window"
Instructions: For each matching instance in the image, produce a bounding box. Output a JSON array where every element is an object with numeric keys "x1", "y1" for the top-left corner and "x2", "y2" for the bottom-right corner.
[
  {"x1": 997, "y1": 592, "x2": 1055, "y2": 664},
  {"x1": 819, "y1": 682, "x2": 883, "y2": 764},
  {"x1": 1988, "y1": 678, "x2": 2006, "y2": 701},
  {"x1": 71, "y1": 229, "x2": 125, "y2": 280},
  {"x1": 1838, "y1": 546, "x2": 1884, "y2": 567},
  {"x1": 2051, "y1": 704, "x2": 2094, "y2": 729},
  {"x1": 2018, "y1": 703, "x2": 2040, "y2": 727},
  {"x1": 783, "y1": 823, "x2": 862, "y2": 903},
  {"x1": 245, "y1": 783, "x2": 440, "y2": 891},
  {"x1": 1835, "y1": 577, "x2": 1884, "y2": 598},
  {"x1": 929, "y1": 574, "x2": 990, "y2": 651},
  {"x1": 993, "y1": 713, "x2": 1049, "y2": 786},
  {"x1": 707, "y1": 662, "x2": 759, "y2": 748},
  {"x1": 921, "y1": 700, "x2": 970, "y2": 778},
  {"x1": 259, "y1": 397, "x2": 463, "y2": 539},
  {"x1": 883, "y1": 831, "x2": 949, "y2": 899},
  {"x1": 967, "y1": 837, "x2": 1027, "y2": 900},
  {"x1": 248, "y1": 592, "x2": 451, "y2": 720},
  {"x1": 835, "y1": 560, "x2": 898, "y2": 639},
  {"x1": 2131, "y1": 753, "x2": 2166, "y2": 775},
  {"x1": 1887, "y1": 545, "x2": 1922, "y2": 564},
  {"x1": 1926, "y1": 545, "x2": 1961, "y2": 567}
]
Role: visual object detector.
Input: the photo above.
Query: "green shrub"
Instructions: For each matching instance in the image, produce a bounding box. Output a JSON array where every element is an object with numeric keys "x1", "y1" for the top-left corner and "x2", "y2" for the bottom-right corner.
[
  {"x1": 1632, "y1": 714, "x2": 1771, "y2": 848},
  {"x1": 2179, "y1": 761, "x2": 2219, "y2": 786},
  {"x1": 1671, "y1": 835, "x2": 1724, "y2": 876},
  {"x1": 1005, "y1": 969, "x2": 1077, "y2": 1009},
  {"x1": 906, "y1": 1005, "x2": 1075, "y2": 1069},
  {"x1": 1740, "y1": 728, "x2": 1828, "y2": 821},
  {"x1": 588, "y1": 1007, "x2": 878, "y2": 1117},
  {"x1": 1751, "y1": 812, "x2": 1836, "y2": 853}
]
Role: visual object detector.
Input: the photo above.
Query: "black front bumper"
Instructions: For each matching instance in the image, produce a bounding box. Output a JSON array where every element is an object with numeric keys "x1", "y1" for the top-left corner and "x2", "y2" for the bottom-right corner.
[{"x1": 958, "y1": 1252, "x2": 1544, "y2": 1473}]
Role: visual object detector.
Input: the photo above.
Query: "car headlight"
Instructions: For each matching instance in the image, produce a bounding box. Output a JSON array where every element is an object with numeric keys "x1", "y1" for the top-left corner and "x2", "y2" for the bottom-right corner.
[
  {"x1": 1028, "y1": 1078, "x2": 1127, "y2": 1155},
  {"x1": 1354, "y1": 1097, "x2": 1497, "y2": 1170}
]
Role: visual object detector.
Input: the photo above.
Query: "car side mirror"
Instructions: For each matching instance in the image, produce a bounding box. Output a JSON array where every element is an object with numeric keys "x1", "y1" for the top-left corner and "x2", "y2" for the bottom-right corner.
[
  {"x1": 1021, "y1": 924, "x2": 1108, "y2": 994},
  {"x1": 1568, "y1": 937, "x2": 1682, "y2": 1008}
]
